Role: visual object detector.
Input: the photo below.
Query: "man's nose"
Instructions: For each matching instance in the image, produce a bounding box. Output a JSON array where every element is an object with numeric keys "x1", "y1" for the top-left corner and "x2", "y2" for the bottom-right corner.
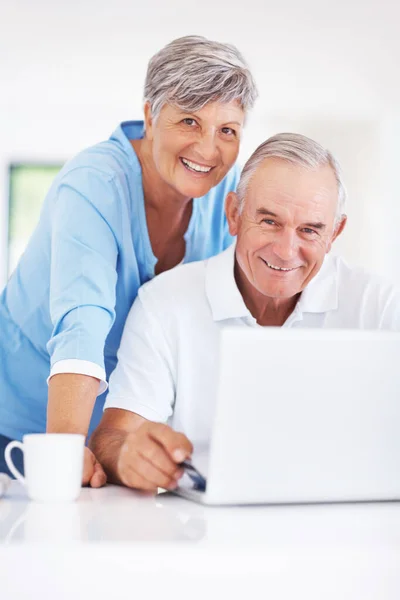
[{"x1": 272, "y1": 229, "x2": 298, "y2": 262}]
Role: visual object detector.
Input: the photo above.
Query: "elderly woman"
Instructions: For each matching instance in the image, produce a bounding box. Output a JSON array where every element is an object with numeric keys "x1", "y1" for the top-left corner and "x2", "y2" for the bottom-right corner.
[{"x1": 0, "y1": 36, "x2": 257, "y2": 484}]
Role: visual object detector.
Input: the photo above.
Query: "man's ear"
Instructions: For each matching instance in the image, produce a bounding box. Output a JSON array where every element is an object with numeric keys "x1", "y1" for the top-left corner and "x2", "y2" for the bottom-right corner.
[
  {"x1": 327, "y1": 215, "x2": 347, "y2": 252},
  {"x1": 225, "y1": 192, "x2": 241, "y2": 236},
  {"x1": 143, "y1": 101, "x2": 154, "y2": 141}
]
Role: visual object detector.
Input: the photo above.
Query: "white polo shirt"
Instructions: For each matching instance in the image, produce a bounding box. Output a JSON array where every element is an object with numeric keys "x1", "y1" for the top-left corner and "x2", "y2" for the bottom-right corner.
[{"x1": 104, "y1": 243, "x2": 400, "y2": 445}]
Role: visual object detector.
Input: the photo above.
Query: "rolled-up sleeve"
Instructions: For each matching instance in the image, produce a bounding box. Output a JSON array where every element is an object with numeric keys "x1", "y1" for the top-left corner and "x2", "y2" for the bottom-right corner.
[
  {"x1": 48, "y1": 359, "x2": 108, "y2": 395},
  {"x1": 104, "y1": 286, "x2": 175, "y2": 422},
  {"x1": 46, "y1": 169, "x2": 119, "y2": 382}
]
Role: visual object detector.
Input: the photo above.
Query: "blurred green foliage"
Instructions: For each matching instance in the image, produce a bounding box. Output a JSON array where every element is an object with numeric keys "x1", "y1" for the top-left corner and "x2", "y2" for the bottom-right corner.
[{"x1": 8, "y1": 164, "x2": 62, "y2": 274}]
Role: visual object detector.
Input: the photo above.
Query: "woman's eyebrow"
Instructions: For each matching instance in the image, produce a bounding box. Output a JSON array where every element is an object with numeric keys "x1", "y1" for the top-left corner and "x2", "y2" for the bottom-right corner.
[{"x1": 177, "y1": 111, "x2": 242, "y2": 127}]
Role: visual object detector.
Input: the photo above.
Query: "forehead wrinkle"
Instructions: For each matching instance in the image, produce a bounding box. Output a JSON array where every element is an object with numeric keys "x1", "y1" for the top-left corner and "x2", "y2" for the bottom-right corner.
[{"x1": 246, "y1": 167, "x2": 337, "y2": 224}]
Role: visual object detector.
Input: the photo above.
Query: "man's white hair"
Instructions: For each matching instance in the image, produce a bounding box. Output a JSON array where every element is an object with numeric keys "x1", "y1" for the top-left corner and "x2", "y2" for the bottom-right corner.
[
  {"x1": 144, "y1": 35, "x2": 258, "y2": 120},
  {"x1": 236, "y1": 133, "x2": 347, "y2": 226}
]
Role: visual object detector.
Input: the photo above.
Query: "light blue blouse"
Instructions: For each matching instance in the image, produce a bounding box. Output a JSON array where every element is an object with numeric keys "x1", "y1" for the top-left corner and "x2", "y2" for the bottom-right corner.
[{"x1": 0, "y1": 121, "x2": 237, "y2": 439}]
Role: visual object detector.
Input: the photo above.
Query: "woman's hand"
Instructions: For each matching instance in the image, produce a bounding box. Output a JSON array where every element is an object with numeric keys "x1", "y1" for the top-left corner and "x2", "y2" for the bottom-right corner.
[{"x1": 82, "y1": 447, "x2": 107, "y2": 488}]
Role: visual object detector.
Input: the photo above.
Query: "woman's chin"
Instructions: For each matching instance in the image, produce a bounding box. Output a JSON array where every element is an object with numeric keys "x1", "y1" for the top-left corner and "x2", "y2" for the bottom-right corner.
[{"x1": 173, "y1": 177, "x2": 218, "y2": 200}]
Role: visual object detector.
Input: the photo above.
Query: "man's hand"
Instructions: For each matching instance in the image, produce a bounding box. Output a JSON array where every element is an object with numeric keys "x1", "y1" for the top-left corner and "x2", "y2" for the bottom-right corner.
[
  {"x1": 117, "y1": 421, "x2": 193, "y2": 492},
  {"x1": 82, "y1": 446, "x2": 107, "y2": 488}
]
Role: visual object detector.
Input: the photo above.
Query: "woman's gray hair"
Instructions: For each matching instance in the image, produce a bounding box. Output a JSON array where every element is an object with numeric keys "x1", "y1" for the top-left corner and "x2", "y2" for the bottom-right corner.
[
  {"x1": 144, "y1": 35, "x2": 258, "y2": 119},
  {"x1": 237, "y1": 133, "x2": 347, "y2": 226}
]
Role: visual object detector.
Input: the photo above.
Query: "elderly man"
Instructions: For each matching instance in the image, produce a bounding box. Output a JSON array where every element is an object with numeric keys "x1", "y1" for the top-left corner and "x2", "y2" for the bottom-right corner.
[{"x1": 90, "y1": 133, "x2": 400, "y2": 492}]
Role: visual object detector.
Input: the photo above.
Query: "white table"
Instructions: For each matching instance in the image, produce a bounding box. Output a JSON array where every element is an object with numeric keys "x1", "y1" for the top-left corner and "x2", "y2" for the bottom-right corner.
[{"x1": 1, "y1": 481, "x2": 399, "y2": 599}]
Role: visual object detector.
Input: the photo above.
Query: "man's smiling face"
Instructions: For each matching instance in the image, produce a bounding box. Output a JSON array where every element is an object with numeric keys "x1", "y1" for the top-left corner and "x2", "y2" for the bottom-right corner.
[{"x1": 226, "y1": 158, "x2": 346, "y2": 301}]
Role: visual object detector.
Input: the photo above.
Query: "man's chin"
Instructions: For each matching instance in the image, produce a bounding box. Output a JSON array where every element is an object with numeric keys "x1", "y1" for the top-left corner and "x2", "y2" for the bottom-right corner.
[{"x1": 258, "y1": 285, "x2": 300, "y2": 300}]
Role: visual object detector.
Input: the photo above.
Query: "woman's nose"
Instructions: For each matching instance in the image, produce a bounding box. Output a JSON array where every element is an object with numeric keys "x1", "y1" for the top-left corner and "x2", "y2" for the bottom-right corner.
[{"x1": 193, "y1": 131, "x2": 219, "y2": 162}]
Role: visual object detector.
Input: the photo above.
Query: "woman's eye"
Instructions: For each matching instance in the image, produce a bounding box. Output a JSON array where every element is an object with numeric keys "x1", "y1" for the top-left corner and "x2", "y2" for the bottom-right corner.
[
  {"x1": 182, "y1": 118, "x2": 197, "y2": 126},
  {"x1": 221, "y1": 127, "x2": 236, "y2": 136}
]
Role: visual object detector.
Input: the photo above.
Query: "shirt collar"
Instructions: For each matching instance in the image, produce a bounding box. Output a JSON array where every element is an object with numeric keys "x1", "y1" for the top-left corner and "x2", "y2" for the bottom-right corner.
[
  {"x1": 205, "y1": 243, "x2": 253, "y2": 322},
  {"x1": 296, "y1": 253, "x2": 339, "y2": 314},
  {"x1": 109, "y1": 121, "x2": 145, "y2": 160},
  {"x1": 205, "y1": 243, "x2": 339, "y2": 322}
]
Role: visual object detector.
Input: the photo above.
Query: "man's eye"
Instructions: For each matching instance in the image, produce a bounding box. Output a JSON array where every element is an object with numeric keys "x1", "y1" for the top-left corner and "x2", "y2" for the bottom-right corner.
[
  {"x1": 221, "y1": 127, "x2": 236, "y2": 136},
  {"x1": 182, "y1": 118, "x2": 197, "y2": 126},
  {"x1": 302, "y1": 228, "x2": 317, "y2": 235},
  {"x1": 262, "y1": 219, "x2": 275, "y2": 226}
]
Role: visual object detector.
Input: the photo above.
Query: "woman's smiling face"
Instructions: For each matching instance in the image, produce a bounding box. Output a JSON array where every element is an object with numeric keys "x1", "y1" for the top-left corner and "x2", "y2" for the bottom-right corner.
[{"x1": 145, "y1": 100, "x2": 244, "y2": 199}]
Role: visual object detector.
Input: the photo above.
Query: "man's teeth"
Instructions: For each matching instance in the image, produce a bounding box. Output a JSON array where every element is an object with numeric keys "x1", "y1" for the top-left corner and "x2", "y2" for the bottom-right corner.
[
  {"x1": 265, "y1": 261, "x2": 295, "y2": 271},
  {"x1": 181, "y1": 158, "x2": 212, "y2": 173}
]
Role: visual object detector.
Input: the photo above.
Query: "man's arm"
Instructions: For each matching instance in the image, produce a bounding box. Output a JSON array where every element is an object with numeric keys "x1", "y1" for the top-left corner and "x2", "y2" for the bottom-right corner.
[
  {"x1": 89, "y1": 277, "x2": 187, "y2": 490},
  {"x1": 47, "y1": 373, "x2": 107, "y2": 488},
  {"x1": 89, "y1": 408, "x2": 192, "y2": 491}
]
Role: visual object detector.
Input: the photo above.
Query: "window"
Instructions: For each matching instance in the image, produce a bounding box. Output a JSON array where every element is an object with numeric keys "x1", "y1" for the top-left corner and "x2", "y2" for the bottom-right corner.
[{"x1": 8, "y1": 163, "x2": 63, "y2": 276}]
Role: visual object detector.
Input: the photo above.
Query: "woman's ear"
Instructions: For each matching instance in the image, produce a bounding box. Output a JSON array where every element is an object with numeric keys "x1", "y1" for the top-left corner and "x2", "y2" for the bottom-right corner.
[{"x1": 225, "y1": 192, "x2": 241, "y2": 236}]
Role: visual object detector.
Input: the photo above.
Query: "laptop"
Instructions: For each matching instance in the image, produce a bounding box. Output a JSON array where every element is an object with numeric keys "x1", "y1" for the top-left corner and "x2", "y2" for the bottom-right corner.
[{"x1": 175, "y1": 327, "x2": 400, "y2": 505}]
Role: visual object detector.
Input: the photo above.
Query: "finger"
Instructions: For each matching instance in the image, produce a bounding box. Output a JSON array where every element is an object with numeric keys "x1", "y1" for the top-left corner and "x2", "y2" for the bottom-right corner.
[
  {"x1": 139, "y1": 437, "x2": 182, "y2": 479},
  {"x1": 90, "y1": 460, "x2": 107, "y2": 488},
  {"x1": 82, "y1": 450, "x2": 95, "y2": 486},
  {"x1": 136, "y1": 451, "x2": 180, "y2": 489},
  {"x1": 130, "y1": 473, "x2": 158, "y2": 493},
  {"x1": 149, "y1": 424, "x2": 193, "y2": 464},
  {"x1": 121, "y1": 459, "x2": 161, "y2": 492},
  {"x1": 118, "y1": 437, "x2": 182, "y2": 490}
]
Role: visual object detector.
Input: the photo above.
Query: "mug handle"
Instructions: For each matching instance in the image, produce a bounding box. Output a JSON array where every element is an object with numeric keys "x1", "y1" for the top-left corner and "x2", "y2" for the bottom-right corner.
[{"x1": 4, "y1": 441, "x2": 25, "y2": 485}]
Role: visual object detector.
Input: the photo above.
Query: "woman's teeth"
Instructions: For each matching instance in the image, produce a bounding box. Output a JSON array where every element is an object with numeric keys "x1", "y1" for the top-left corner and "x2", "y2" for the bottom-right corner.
[{"x1": 181, "y1": 158, "x2": 212, "y2": 173}]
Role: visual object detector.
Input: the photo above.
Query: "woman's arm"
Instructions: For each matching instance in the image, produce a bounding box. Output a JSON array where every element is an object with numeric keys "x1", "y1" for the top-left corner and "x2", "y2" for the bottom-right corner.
[
  {"x1": 45, "y1": 169, "x2": 121, "y2": 486},
  {"x1": 47, "y1": 373, "x2": 107, "y2": 487}
]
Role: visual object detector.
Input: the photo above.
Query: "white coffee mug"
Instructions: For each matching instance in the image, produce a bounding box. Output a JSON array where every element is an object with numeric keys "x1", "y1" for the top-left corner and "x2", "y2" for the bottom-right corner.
[{"x1": 4, "y1": 433, "x2": 85, "y2": 502}]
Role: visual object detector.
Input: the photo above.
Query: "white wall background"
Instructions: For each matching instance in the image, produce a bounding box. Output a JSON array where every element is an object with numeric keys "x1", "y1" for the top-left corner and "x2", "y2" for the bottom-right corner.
[{"x1": 1, "y1": 0, "x2": 399, "y2": 288}]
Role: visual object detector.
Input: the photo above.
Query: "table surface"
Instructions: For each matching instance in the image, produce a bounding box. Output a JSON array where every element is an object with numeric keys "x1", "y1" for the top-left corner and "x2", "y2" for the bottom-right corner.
[{"x1": 1, "y1": 481, "x2": 400, "y2": 599}]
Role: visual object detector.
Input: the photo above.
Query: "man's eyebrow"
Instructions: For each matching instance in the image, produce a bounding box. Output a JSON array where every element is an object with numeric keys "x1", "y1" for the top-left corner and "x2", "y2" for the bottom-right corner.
[
  {"x1": 304, "y1": 222, "x2": 326, "y2": 230},
  {"x1": 256, "y1": 208, "x2": 278, "y2": 217},
  {"x1": 256, "y1": 208, "x2": 327, "y2": 230}
]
